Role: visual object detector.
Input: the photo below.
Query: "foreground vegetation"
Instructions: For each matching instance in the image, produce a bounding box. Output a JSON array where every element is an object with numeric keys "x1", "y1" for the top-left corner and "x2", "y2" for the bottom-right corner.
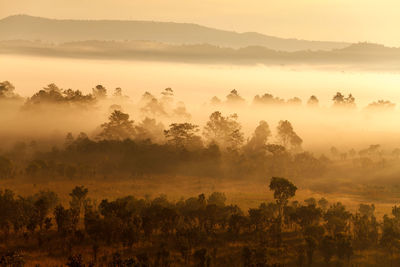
[{"x1": 0, "y1": 178, "x2": 399, "y2": 266}]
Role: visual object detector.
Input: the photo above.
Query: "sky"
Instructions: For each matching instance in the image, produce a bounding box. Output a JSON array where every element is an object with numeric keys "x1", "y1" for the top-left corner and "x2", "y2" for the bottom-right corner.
[{"x1": 1, "y1": 0, "x2": 400, "y2": 46}]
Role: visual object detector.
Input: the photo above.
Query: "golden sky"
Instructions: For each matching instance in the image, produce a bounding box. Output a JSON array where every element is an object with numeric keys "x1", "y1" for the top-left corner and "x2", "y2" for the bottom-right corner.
[{"x1": 1, "y1": 0, "x2": 400, "y2": 46}]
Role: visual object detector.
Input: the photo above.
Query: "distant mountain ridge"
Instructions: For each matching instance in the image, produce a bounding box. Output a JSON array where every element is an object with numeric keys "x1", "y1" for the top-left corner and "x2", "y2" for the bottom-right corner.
[
  {"x1": 0, "y1": 15, "x2": 350, "y2": 52},
  {"x1": 1, "y1": 40, "x2": 399, "y2": 69}
]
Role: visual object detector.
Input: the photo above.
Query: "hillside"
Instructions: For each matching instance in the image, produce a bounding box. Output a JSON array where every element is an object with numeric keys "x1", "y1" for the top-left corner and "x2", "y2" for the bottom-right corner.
[{"x1": 0, "y1": 15, "x2": 349, "y2": 52}]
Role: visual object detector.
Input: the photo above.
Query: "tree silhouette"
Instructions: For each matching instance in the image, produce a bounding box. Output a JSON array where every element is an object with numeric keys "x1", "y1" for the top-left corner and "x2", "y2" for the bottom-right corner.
[
  {"x1": 226, "y1": 89, "x2": 245, "y2": 105},
  {"x1": 276, "y1": 120, "x2": 302, "y2": 150},
  {"x1": 307, "y1": 95, "x2": 319, "y2": 107},
  {"x1": 92, "y1": 84, "x2": 107, "y2": 99},
  {"x1": 0, "y1": 81, "x2": 18, "y2": 99},
  {"x1": 164, "y1": 123, "x2": 202, "y2": 149},
  {"x1": 246, "y1": 120, "x2": 271, "y2": 151},
  {"x1": 332, "y1": 92, "x2": 356, "y2": 108},
  {"x1": 98, "y1": 110, "x2": 135, "y2": 140},
  {"x1": 269, "y1": 177, "x2": 297, "y2": 247}
]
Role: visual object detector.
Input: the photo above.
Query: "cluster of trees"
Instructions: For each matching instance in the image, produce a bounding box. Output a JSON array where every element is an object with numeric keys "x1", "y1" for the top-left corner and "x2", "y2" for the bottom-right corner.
[
  {"x1": 1, "y1": 81, "x2": 397, "y2": 112},
  {"x1": 1, "y1": 98, "x2": 397, "y2": 185},
  {"x1": 0, "y1": 178, "x2": 399, "y2": 266},
  {"x1": 23, "y1": 83, "x2": 97, "y2": 107},
  {"x1": 0, "y1": 81, "x2": 128, "y2": 107},
  {"x1": 140, "y1": 88, "x2": 191, "y2": 119},
  {"x1": 96, "y1": 109, "x2": 303, "y2": 153},
  {"x1": 0, "y1": 107, "x2": 325, "y2": 182},
  {"x1": 327, "y1": 143, "x2": 399, "y2": 171},
  {"x1": 211, "y1": 89, "x2": 396, "y2": 111},
  {"x1": 0, "y1": 81, "x2": 192, "y2": 121}
]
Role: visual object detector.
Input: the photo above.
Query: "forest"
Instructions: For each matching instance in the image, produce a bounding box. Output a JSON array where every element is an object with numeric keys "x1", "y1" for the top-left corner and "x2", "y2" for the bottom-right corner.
[
  {"x1": 0, "y1": 178, "x2": 394, "y2": 267},
  {"x1": 0, "y1": 81, "x2": 400, "y2": 266}
]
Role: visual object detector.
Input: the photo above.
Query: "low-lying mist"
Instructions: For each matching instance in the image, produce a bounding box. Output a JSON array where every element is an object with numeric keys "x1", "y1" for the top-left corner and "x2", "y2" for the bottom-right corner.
[
  {"x1": 2, "y1": 55, "x2": 400, "y2": 214},
  {"x1": 1, "y1": 78, "x2": 400, "y2": 153}
]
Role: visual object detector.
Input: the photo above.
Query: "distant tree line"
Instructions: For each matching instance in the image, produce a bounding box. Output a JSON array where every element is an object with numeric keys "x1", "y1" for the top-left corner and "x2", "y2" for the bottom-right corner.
[{"x1": 0, "y1": 81, "x2": 397, "y2": 112}]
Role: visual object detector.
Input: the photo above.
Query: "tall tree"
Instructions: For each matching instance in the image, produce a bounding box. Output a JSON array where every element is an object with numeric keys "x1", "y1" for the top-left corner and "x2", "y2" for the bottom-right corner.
[
  {"x1": 269, "y1": 177, "x2": 297, "y2": 247},
  {"x1": 246, "y1": 120, "x2": 271, "y2": 150},
  {"x1": 97, "y1": 110, "x2": 136, "y2": 140},
  {"x1": 276, "y1": 120, "x2": 302, "y2": 151}
]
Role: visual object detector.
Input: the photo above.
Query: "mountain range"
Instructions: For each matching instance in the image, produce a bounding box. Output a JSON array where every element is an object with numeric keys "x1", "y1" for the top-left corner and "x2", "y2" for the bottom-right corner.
[
  {"x1": 0, "y1": 15, "x2": 349, "y2": 52},
  {"x1": 2, "y1": 15, "x2": 399, "y2": 69}
]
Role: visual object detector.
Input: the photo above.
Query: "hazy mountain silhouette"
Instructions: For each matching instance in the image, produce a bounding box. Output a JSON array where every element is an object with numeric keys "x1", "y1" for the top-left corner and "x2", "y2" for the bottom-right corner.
[
  {"x1": 0, "y1": 15, "x2": 350, "y2": 52},
  {"x1": 1, "y1": 40, "x2": 399, "y2": 69}
]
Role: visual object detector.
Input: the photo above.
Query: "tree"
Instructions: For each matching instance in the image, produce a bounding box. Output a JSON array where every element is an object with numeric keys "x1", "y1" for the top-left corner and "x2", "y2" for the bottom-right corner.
[
  {"x1": 269, "y1": 177, "x2": 297, "y2": 247},
  {"x1": 63, "y1": 88, "x2": 95, "y2": 104},
  {"x1": 140, "y1": 92, "x2": 168, "y2": 117},
  {"x1": 135, "y1": 117, "x2": 165, "y2": 143},
  {"x1": 246, "y1": 120, "x2": 271, "y2": 150},
  {"x1": 210, "y1": 96, "x2": 221, "y2": 106},
  {"x1": 381, "y1": 214, "x2": 400, "y2": 266},
  {"x1": 324, "y1": 202, "x2": 351, "y2": 236},
  {"x1": 253, "y1": 93, "x2": 285, "y2": 105},
  {"x1": 203, "y1": 111, "x2": 244, "y2": 150},
  {"x1": 307, "y1": 95, "x2": 319, "y2": 107},
  {"x1": 332, "y1": 92, "x2": 356, "y2": 108},
  {"x1": 69, "y1": 186, "x2": 89, "y2": 217},
  {"x1": 33, "y1": 190, "x2": 59, "y2": 230},
  {"x1": 173, "y1": 101, "x2": 191, "y2": 120},
  {"x1": 294, "y1": 204, "x2": 322, "y2": 231},
  {"x1": 97, "y1": 110, "x2": 135, "y2": 140},
  {"x1": 0, "y1": 81, "x2": 18, "y2": 99},
  {"x1": 276, "y1": 120, "x2": 302, "y2": 150},
  {"x1": 25, "y1": 83, "x2": 64, "y2": 105},
  {"x1": 226, "y1": 89, "x2": 245, "y2": 105},
  {"x1": 332, "y1": 92, "x2": 345, "y2": 105},
  {"x1": 92, "y1": 85, "x2": 107, "y2": 99},
  {"x1": 64, "y1": 133, "x2": 74, "y2": 147},
  {"x1": 270, "y1": 177, "x2": 297, "y2": 210},
  {"x1": 164, "y1": 123, "x2": 202, "y2": 149},
  {"x1": 113, "y1": 87, "x2": 122, "y2": 97},
  {"x1": 161, "y1": 87, "x2": 174, "y2": 101}
]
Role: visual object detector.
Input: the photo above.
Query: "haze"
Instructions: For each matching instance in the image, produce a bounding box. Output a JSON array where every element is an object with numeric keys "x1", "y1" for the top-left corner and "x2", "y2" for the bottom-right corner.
[{"x1": 2, "y1": 1, "x2": 400, "y2": 266}]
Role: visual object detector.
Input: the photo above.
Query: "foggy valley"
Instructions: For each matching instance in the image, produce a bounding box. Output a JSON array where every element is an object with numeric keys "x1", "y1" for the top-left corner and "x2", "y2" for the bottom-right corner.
[{"x1": 2, "y1": 6, "x2": 400, "y2": 267}]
